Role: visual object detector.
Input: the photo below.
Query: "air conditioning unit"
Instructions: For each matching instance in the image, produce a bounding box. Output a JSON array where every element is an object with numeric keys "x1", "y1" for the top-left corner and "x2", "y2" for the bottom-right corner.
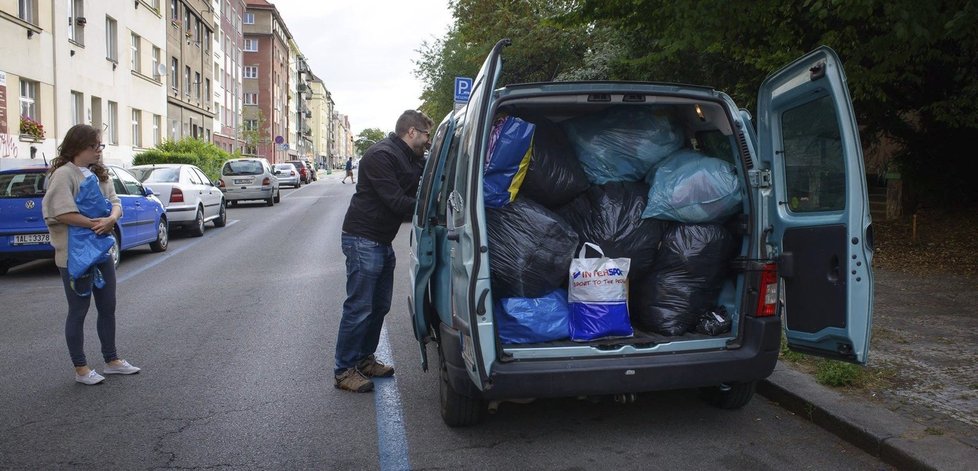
[{"x1": 154, "y1": 63, "x2": 166, "y2": 77}]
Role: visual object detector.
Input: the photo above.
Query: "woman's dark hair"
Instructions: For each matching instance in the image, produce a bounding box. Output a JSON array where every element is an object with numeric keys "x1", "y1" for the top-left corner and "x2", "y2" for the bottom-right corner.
[{"x1": 50, "y1": 124, "x2": 109, "y2": 181}]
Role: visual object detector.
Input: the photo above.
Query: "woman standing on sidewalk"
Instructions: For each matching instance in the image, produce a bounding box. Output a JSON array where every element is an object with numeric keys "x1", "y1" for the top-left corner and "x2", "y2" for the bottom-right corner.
[{"x1": 42, "y1": 124, "x2": 141, "y2": 385}]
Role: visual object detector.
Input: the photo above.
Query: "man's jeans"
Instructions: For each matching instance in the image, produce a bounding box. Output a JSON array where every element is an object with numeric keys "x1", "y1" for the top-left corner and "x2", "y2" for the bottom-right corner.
[
  {"x1": 335, "y1": 233, "x2": 395, "y2": 376},
  {"x1": 58, "y1": 258, "x2": 118, "y2": 367}
]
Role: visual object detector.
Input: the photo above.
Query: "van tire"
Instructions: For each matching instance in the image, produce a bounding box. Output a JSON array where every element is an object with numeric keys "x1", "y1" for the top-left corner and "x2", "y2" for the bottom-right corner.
[
  {"x1": 700, "y1": 381, "x2": 756, "y2": 410},
  {"x1": 438, "y1": 343, "x2": 487, "y2": 427}
]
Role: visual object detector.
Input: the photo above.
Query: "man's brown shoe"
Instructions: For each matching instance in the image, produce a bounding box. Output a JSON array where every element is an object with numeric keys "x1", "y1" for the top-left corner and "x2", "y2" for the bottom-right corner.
[
  {"x1": 335, "y1": 368, "x2": 374, "y2": 393},
  {"x1": 357, "y1": 355, "x2": 394, "y2": 378}
]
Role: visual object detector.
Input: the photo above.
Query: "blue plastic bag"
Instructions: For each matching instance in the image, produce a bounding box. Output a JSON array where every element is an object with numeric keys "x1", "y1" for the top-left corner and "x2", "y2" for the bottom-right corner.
[
  {"x1": 562, "y1": 107, "x2": 682, "y2": 184},
  {"x1": 496, "y1": 289, "x2": 570, "y2": 344},
  {"x1": 484, "y1": 116, "x2": 535, "y2": 208},
  {"x1": 67, "y1": 174, "x2": 114, "y2": 296},
  {"x1": 643, "y1": 149, "x2": 743, "y2": 223}
]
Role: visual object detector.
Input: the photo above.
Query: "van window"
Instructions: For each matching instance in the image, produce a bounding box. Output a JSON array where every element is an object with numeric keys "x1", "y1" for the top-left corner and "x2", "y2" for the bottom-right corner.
[
  {"x1": 415, "y1": 121, "x2": 451, "y2": 224},
  {"x1": 437, "y1": 125, "x2": 464, "y2": 223},
  {"x1": 781, "y1": 95, "x2": 846, "y2": 212},
  {"x1": 223, "y1": 160, "x2": 263, "y2": 176}
]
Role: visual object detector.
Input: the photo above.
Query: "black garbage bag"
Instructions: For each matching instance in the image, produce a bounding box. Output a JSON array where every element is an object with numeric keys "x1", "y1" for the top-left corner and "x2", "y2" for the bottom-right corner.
[
  {"x1": 695, "y1": 305, "x2": 732, "y2": 336},
  {"x1": 632, "y1": 224, "x2": 736, "y2": 336},
  {"x1": 520, "y1": 120, "x2": 591, "y2": 209},
  {"x1": 487, "y1": 198, "x2": 580, "y2": 299},
  {"x1": 557, "y1": 182, "x2": 668, "y2": 279}
]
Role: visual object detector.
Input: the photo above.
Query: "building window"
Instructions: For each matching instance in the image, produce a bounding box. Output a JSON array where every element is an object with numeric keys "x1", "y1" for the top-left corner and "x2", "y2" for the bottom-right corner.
[
  {"x1": 91, "y1": 96, "x2": 102, "y2": 130},
  {"x1": 243, "y1": 38, "x2": 257, "y2": 52},
  {"x1": 194, "y1": 72, "x2": 201, "y2": 99},
  {"x1": 152, "y1": 47, "x2": 161, "y2": 79},
  {"x1": 69, "y1": 0, "x2": 84, "y2": 45},
  {"x1": 243, "y1": 66, "x2": 257, "y2": 79},
  {"x1": 214, "y1": 103, "x2": 221, "y2": 124},
  {"x1": 170, "y1": 0, "x2": 177, "y2": 21},
  {"x1": 70, "y1": 91, "x2": 84, "y2": 125},
  {"x1": 204, "y1": 29, "x2": 210, "y2": 53},
  {"x1": 170, "y1": 57, "x2": 179, "y2": 89},
  {"x1": 243, "y1": 12, "x2": 254, "y2": 24},
  {"x1": 106, "y1": 17, "x2": 118, "y2": 62},
  {"x1": 244, "y1": 93, "x2": 257, "y2": 105},
  {"x1": 19, "y1": 80, "x2": 38, "y2": 119},
  {"x1": 18, "y1": 0, "x2": 36, "y2": 24},
  {"x1": 153, "y1": 114, "x2": 161, "y2": 146},
  {"x1": 107, "y1": 101, "x2": 118, "y2": 145},
  {"x1": 130, "y1": 33, "x2": 141, "y2": 72},
  {"x1": 170, "y1": 119, "x2": 179, "y2": 139},
  {"x1": 205, "y1": 78, "x2": 211, "y2": 100},
  {"x1": 132, "y1": 109, "x2": 142, "y2": 147},
  {"x1": 244, "y1": 119, "x2": 257, "y2": 131},
  {"x1": 184, "y1": 66, "x2": 191, "y2": 95}
]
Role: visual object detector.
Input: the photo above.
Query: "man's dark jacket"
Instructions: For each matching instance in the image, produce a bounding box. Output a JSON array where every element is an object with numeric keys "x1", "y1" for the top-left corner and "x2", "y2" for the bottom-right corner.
[{"x1": 342, "y1": 133, "x2": 424, "y2": 244}]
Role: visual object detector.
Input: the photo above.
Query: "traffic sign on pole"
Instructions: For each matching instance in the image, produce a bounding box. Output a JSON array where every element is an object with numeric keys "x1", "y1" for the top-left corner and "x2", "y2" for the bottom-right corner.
[{"x1": 454, "y1": 77, "x2": 473, "y2": 103}]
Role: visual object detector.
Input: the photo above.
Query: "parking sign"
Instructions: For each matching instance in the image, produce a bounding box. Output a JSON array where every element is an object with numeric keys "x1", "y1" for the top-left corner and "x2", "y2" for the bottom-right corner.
[{"x1": 454, "y1": 77, "x2": 473, "y2": 103}]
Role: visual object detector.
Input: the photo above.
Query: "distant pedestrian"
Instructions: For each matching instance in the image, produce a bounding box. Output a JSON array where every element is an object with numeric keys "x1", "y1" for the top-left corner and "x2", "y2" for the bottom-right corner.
[
  {"x1": 342, "y1": 157, "x2": 355, "y2": 184},
  {"x1": 334, "y1": 110, "x2": 432, "y2": 392},
  {"x1": 42, "y1": 124, "x2": 141, "y2": 385}
]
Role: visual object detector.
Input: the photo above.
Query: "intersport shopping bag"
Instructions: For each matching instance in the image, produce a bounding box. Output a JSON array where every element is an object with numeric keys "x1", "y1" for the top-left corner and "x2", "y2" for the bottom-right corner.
[{"x1": 567, "y1": 243, "x2": 633, "y2": 341}]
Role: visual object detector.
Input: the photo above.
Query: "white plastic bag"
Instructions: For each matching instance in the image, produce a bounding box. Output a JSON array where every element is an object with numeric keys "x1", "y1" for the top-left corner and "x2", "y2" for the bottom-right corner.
[{"x1": 567, "y1": 243, "x2": 634, "y2": 341}]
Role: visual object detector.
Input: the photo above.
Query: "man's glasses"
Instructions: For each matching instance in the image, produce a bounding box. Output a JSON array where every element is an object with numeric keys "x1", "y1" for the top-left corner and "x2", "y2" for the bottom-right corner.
[
  {"x1": 90, "y1": 143, "x2": 105, "y2": 151},
  {"x1": 414, "y1": 128, "x2": 430, "y2": 136}
]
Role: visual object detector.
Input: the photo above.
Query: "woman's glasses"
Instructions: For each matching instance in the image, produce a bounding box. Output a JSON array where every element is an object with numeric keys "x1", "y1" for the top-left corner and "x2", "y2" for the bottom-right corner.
[{"x1": 90, "y1": 143, "x2": 106, "y2": 151}]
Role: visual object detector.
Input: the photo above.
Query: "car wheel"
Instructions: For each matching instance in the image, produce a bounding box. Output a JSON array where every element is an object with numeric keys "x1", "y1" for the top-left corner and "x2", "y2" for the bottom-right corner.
[
  {"x1": 229, "y1": 200, "x2": 237, "y2": 207},
  {"x1": 149, "y1": 219, "x2": 169, "y2": 252},
  {"x1": 438, "y1": 341, "x2": 488, "y2": 427},
  {"x1": 0, "y1": 261, "x2": 14, "y2": 276},
  {"x1": 266, "y1": 194, "x2": 274, "y2": 206},
  {"x1": 189, "y1": 206, "x2": 205, "y2": 237},
  {"x1": 213, "y1": 200, "x2": 227, "y2": 227},
  {"x1": 110, "y1": 230, "x2": 121, "y2": 269},
  {"x1": 700, "y1": 381, "x2": 756, "y2": 410},
  {"x1": 273, "y1": 189, "x2": 281, "y2": 204}
]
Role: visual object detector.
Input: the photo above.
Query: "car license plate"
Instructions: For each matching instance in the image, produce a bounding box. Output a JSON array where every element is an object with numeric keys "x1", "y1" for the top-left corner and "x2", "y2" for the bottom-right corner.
[
  {"x1": 12, "y1": 233, "x2": 50, "y2": 245},
  {"x1": 234, "y1": 178, "x2": 250, "y2": 184}
]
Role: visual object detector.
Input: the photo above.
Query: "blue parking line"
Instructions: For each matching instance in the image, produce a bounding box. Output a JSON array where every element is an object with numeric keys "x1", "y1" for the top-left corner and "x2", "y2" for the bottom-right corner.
[
  {"x1": 116, "y1": 219, "x2": 238, "y2": 284},
  {"x1": 374, "y1": 326, "x2": 410, "y2": 471}
]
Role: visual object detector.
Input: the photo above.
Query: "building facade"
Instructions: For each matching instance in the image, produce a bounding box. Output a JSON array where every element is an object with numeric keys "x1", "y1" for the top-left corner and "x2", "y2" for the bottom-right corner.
[
  {"x1": 242, "y1": 0, "x2": 291, "y2": 163},
  {"x1": 211, "y1": 0, "x2": 245, "y2": 153},
  {"x1": 165, "y1": 0, "x2": 215, "y2": 143},
  {"x1": 306, "y1": 75, "x2": 334, "y2": 169}
]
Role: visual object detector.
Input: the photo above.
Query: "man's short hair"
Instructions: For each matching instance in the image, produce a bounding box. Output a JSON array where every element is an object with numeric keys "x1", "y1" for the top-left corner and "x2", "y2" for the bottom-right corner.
[{"x1": 395, "y1": 110, "x2": 434, "y2": 136}]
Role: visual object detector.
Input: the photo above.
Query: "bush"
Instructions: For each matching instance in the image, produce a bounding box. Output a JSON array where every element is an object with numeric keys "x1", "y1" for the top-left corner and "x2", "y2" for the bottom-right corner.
[
  {"x1": 133, "y1": 138, "x2": 233, "y2": 181},
  {"x1": 815, "y1": 360, "x2": 863, "y2": 387}
]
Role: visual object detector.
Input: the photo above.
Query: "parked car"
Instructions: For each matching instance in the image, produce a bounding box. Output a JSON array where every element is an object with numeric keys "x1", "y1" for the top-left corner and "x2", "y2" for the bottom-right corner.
[
  {"x1": 129, "y1": 164, "x2": 226, "y2": 236},
  {"x1": 286, "y1": 160, "x2": 312, "y2": 184},
  {"x1": 408, "y1": 40, "x2": 874, "y2": 426},
  {"x1": 304, "y1": 160, "x2": 318, "y2": 181},
  {"x1": 272, "y1": 163, "x2": 301, "y2": 188},
  {"x1": 0, "y1": 165, "x2": 168, "y2": 275},
  {"x1": 218, "y1": 158, "x2": 280, "y2": 206}
]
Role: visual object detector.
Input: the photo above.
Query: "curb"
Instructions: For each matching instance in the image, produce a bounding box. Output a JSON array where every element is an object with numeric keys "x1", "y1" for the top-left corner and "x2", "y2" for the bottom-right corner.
[{"x1": 758, "y1": 362, "x2": 978, "y2": 471}]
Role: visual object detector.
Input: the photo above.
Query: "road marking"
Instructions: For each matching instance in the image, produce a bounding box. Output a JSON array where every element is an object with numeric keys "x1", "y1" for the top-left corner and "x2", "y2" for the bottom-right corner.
[
  {"x1": 374, "y1": 326, "x2": 410, "y2": 471},
  {"x1": 116, "y1": 220, "x2": 238, "y2": 284}
]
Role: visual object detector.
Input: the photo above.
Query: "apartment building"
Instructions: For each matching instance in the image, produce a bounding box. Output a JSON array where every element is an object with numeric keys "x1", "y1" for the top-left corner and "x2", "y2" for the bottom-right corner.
[
  {"x1": 333, "y1": 112, "x2": 353, "y2": 163},
  {"x1": 287, "y1": 41, "x2": 313, "y2": 161},
  {"x1": 242, "y1": 0, "x2": 291, "y2": 163},
  {"x1": 306, "y1": 75, "x2": 335, "y2": 169},
  {"x1": 1, "y1": 1, "x2": 167, "y2": 169},
  {"x1": 165, "y1": 0, "x2": 215, "y2": 142},
  {"x1": 211, "y1": 0, "x2": 245, "y2": 153}
]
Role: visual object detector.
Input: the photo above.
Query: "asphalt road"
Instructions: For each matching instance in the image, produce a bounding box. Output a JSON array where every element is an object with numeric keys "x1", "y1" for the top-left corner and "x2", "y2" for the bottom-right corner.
[{"x1": 0, "y1": 175, "x2": 889, "y2": 470}]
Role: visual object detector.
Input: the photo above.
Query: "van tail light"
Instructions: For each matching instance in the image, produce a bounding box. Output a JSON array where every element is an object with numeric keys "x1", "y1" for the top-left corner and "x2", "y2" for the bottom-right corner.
[
  {"x1": 291, "y1": 170, "x2": 296, "y2": 176},
  {"x1": 217, "y1": 179, "x2": 225, "y2": 189},
  {"x1": 755, "y1": 262, "x2": 779, "y2": 317},
  {"x1": 262, "y1": 177, "x2": 271, "y2": 186},
  {"x1": 169, "y1": 187, "x2": 184, "y2": 203}
]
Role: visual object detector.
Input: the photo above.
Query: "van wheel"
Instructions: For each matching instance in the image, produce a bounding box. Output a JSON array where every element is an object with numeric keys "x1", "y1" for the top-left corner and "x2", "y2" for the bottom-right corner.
[
  {"x1": 438, "y1": 343, "x2": 487, "y2": 427},
  {"x1": 700, "y1": 381, "x2": 756, "y2": 410}
]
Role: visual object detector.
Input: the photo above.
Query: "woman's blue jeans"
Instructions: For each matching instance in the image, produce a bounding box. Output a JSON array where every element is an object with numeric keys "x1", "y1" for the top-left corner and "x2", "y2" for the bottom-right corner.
[
  {"x1": 58, "y1": 258, "x2": 118, "y2": 367},
  {"x1": 335, "y1": 233, "x2": 395, "y2": 376}
]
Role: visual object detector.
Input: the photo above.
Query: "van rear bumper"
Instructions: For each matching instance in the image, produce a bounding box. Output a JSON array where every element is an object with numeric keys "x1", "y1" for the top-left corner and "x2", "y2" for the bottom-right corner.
[{"x1": 441, "y1": 317, "x2": 781, "y2": 400}]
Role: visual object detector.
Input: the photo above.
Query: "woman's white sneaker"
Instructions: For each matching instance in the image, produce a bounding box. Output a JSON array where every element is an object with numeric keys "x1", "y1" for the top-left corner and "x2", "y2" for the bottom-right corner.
[
  {"x1": 103, "y1": 360, "x2": 140, "y2": 375},
  {"x1": 75, "y1": 369, "x2": 105, "y2": 385}
]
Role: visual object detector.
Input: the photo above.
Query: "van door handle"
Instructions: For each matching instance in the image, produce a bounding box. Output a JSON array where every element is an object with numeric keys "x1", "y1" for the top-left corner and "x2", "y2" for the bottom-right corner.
[{"x1": 447, "y1": 229, "x2": 459, "y2": 241}]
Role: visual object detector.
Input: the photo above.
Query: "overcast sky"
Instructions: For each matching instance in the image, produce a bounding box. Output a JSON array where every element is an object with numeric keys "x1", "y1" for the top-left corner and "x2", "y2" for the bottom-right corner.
[{"x1": 270, "y1": 0, "x2": 454, "y2": 136}]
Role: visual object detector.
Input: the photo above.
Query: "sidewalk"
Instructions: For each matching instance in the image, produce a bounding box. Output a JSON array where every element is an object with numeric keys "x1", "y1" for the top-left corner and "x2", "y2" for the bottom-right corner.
[{"x1": 758, "y1": 268, "x2": 978, "y2": 470}]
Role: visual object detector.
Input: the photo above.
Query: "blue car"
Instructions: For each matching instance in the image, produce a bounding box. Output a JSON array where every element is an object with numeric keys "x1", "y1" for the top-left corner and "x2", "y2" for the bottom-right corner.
[{"x1": 0, "y1": 165, "x2": 168, "y2": 275}]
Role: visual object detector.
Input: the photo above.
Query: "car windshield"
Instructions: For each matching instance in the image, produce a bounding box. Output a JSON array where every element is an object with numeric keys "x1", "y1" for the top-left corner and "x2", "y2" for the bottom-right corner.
[
  {"x1": 223, "y1": 161, "x2": 263, "y2": 176},
  {"x1": 275, "y1": 164, "x2": 294, "y2": 171},
  {"x1": 131, "y1": 167, "x2": 180, "y2": 183},
  {"x1": 0, "y1": 172, "x2": 47, "y2": 197}
]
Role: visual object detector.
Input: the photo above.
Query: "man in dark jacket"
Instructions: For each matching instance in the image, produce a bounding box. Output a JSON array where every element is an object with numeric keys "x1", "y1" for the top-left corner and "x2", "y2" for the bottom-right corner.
[{"x1": 334, "y1": 109, "x2": 432, "y2": 392}]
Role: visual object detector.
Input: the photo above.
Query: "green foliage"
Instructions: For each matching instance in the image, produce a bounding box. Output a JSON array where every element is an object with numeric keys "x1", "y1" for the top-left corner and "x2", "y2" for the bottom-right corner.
[
  {"x1": 354, "y1": 128, "x2": 387, "y2": 156},
  {"x1": 133, "y1": 138, "x2": 232, "y2": 181},
  {"x1": 814, "y1": 360, "x2": 863, "y2": 387}
]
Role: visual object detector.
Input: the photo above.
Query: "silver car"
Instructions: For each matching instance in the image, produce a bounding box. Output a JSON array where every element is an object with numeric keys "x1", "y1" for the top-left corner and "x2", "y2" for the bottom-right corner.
[
  {"x1": 219, "y1": 158, "x2": 281, "y2": 206},
  {"x1": 130, "y1": 164, "x2": 226, "y2": 236},
  {"x1": 273, "y1": 163, "x2": 301, "y2": 188}
]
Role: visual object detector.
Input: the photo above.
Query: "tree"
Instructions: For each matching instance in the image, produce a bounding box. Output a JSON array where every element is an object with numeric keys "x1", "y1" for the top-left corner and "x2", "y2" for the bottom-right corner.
[
  {"x1": 354, "y1": 128, "x2": 387, "y2": 156},
  {"x1": 239, "y1": 109, "x2": 270, "y2": 156}
]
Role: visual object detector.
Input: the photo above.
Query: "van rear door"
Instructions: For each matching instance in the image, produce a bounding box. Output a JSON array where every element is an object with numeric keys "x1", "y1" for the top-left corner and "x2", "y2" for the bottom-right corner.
[{"x1": 757, "y1": 46, "x2": 874, "y2": 364}]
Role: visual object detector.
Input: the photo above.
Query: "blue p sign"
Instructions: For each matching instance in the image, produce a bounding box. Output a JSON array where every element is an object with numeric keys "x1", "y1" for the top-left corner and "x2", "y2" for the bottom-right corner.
[{"x1": 454, "y1": 77, "x2": 473, "y2": 103}]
